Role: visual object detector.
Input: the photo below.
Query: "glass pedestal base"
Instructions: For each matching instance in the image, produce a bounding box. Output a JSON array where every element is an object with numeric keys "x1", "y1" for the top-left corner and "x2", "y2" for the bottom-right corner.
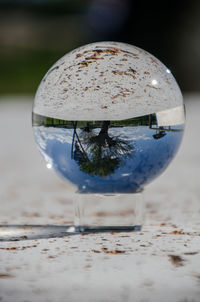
[{"x1": 74, "y1": 192, "x2": 144, "y2": 233}]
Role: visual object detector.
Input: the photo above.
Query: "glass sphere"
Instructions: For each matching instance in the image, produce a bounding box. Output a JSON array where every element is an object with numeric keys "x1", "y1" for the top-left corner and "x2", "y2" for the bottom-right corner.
[{"x1": 32, "y1": 42, "x2": 185, "y2": 194}]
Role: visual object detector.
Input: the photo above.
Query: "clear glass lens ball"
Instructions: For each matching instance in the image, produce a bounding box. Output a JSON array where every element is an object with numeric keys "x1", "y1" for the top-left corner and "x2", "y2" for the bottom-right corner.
[{"x1": 32, "y1": 42, "x2": 185, "y2": 193}]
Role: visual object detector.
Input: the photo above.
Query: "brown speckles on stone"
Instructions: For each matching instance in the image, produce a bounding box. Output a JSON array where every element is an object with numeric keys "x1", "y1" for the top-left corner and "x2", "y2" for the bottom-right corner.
[
  {"x1": 168, "y1": 255, "x2": 185, "y2": 267},
  {"x1": 86, "y1": 52, "x2": 104, "y2": 61},
  {"x1": 0, "y1": 247, "x2": 18, "y2": 250},
  {"x1": 111, "y1": 92, "x2": 129, "y2": 100},
  {"x1": 165, "y1": 77, "x2": 171, "y2": 85},
  {"x1": 60, "y1": 79, "x2": 67, "y2": 85},
  {"x1": 94, "y1": 49, "x2": 104, "y2": 54},
  {"x1": 129, "y1": 67, "x2": 137, "y2": 74},
  {"x1": 102, "y1": 248, "x2": 125, "y2": 254},
  {"x1": 112, "y1": 70, "x2": 136, "y2": 80},
  {"x1": 184, "y1": 252, "x2": 198, "y2": 255},
  {"x1": 121, "y1": 50, "x2": 139, "y2": 58},
  {"x1": 0, "y1": 273, "x2": 13, "y2": 278},
  {"x1": 84, "y1": 87, "x2": 91, "y2": 91},
  {"x1": 76, "y1": 53, "x2": 84, "y2": 59},
  {"x1": 169, "y1": 230, "x2": 185, "y2": 235},
  {"x1": 115, "y1": 86, "x2": 132, "y2": 94},
  {"x1": 90, "y1": 249, "x2": 101, "y2": 253},
  {"x1": 151, "y1": 57, "x2": 159, "y2": 66},
  {"x1": 144, "y1": 71, "x2": 150, "y2": 75},
  {"x1": 94, "y1": 46, "x2": 121, "y2": 56},
  {"x1": 46, "y1": 255, "x2": 56, "y2": 259},
  {"x1": 20, "y1": 235, "x2": 28, "y2": 239},
  {"x1": 78, "y1": 61, "x2": 90, "y2": 68},
  {"x1": 76, "y1": 47, "x2": 121, "y2": 64},
  {"x1": 0, "y1": 245, "x2": 37, "y2": 251},
  {"x1": 90, "y1": 248, "x2": 125, "y2": 254}
]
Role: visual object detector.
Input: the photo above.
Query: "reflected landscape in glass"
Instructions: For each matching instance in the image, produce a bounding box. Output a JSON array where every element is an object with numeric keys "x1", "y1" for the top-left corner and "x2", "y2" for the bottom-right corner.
[{"x1": 33, "y1": 109, "x2": 184, "y2": 194}]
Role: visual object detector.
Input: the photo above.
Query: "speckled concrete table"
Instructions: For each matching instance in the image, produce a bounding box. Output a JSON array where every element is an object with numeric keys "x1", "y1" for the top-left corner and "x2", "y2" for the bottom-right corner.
[{"x1": 0, "y1": 95, "x2": 200, "y2": 302}]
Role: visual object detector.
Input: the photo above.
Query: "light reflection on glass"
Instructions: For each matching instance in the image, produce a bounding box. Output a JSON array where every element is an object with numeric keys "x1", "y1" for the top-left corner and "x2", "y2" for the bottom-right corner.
[{"x1": 151, "y1": 79, "x2": 158, "y2": 86}]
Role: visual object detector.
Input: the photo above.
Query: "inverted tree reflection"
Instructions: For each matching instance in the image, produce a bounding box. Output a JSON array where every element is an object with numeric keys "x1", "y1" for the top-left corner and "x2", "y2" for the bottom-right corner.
[{"x1": 72, "y1": 121, "x2": 134, "y2": 177}]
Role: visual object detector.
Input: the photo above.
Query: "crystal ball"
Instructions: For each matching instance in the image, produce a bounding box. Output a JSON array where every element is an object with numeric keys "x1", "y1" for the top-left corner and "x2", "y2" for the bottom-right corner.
[{"x1": 32, "y1": 42, "x2": 185, "y2": 193}]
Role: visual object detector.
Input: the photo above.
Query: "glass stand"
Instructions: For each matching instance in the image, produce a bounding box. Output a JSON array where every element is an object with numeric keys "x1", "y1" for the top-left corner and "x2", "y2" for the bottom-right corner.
[{"x1": 74, "y1": 192, "x2": 145, "y2": 233}]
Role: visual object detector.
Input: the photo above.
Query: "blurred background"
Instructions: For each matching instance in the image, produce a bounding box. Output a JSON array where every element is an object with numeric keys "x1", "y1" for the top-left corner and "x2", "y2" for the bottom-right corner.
[{"x1": 0, "y1": 0, "x2": 200, "y2": 96}]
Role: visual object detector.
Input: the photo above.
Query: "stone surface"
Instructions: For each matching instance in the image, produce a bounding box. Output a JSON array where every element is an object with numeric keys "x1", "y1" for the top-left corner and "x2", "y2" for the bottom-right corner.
[{"x1": 0, "y1": 95, "x2": 200, "y2": 302}]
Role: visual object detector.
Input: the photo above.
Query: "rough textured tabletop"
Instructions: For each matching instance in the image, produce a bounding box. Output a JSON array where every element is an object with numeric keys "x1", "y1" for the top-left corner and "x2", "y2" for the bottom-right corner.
[{"x1": 0, "y1": 95, "x2": 200, "y2": 302}]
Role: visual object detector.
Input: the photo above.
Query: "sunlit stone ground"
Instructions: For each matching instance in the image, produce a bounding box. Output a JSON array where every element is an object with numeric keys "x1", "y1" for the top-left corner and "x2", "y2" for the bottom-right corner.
[{"x1": 0, "y1": 95, "x2": 200, "y2": 302}]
